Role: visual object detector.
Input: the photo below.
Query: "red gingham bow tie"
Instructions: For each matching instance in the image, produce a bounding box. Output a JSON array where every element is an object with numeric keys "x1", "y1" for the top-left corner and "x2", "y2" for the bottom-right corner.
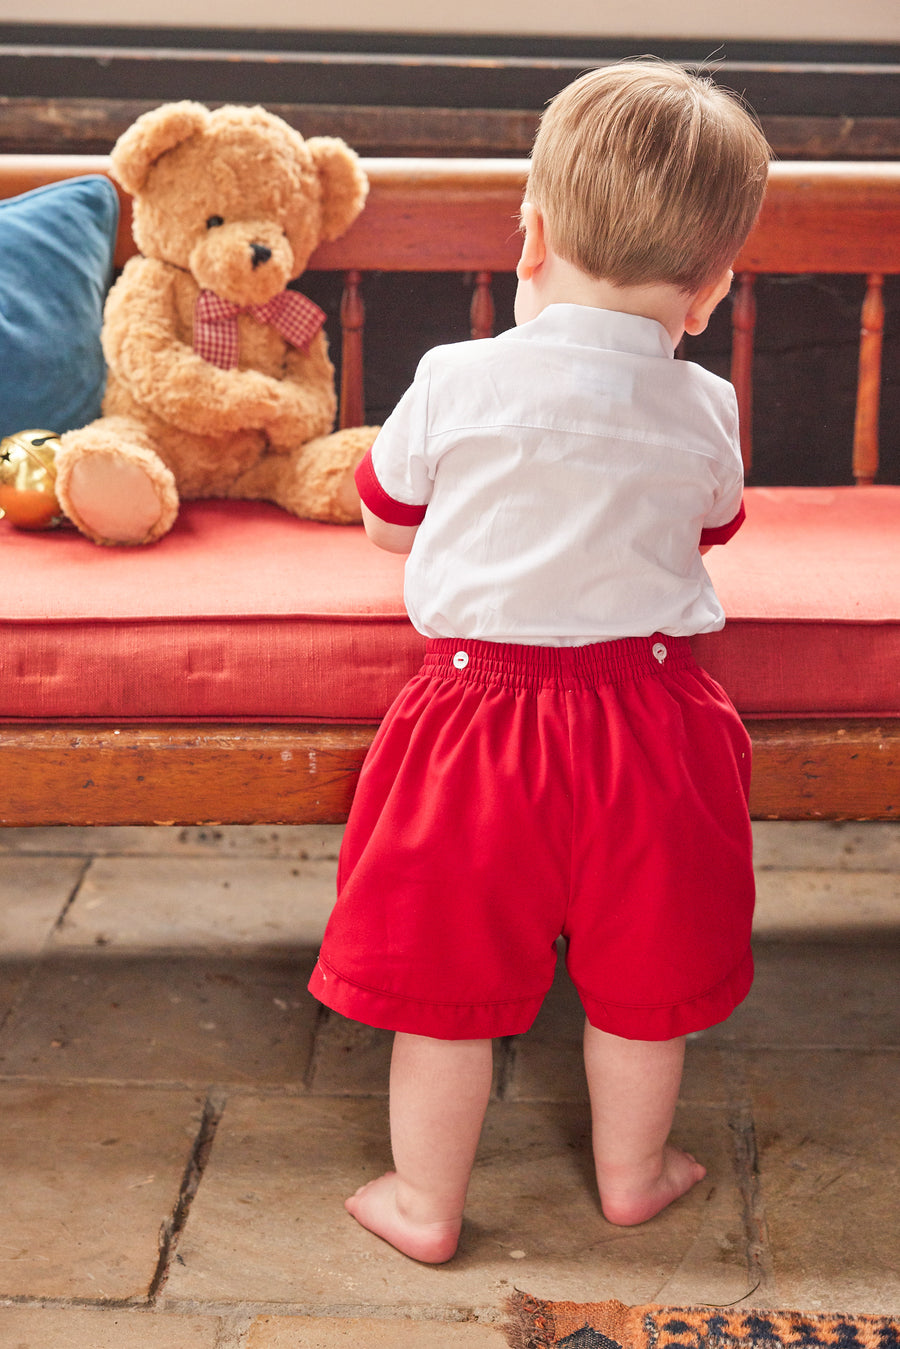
[{"x1": 193, "y1": 289, "x2": 327, "y2": 369}]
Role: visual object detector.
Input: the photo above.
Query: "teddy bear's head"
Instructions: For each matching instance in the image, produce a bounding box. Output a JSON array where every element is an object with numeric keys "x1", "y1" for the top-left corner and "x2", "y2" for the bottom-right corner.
[{"x1": 110, "y1": 102, "x2": 368, "y2": 307}]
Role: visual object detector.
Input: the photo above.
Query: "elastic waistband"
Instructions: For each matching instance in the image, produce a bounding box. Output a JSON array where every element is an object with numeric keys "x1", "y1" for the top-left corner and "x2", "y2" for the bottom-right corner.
[{"x1": 423, "y1": 635, "x2": 695, "y2": 691}]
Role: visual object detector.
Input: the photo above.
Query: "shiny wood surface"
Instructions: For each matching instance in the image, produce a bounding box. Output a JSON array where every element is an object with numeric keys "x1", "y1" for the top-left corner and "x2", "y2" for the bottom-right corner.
[
  {"x1": 2, "y1": 157, "x2": 899, "y2": 275},
  {"x1": 0, "y1": 724, "x2": 375, "y2": 827},
  {"x1": 1, "y1": 721, "x2": 897, "y2": 825}
]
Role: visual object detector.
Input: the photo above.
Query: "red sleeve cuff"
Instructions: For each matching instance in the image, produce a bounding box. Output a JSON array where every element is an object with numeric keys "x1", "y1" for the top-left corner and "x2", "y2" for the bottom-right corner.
[
  {"x1": 700, "y1": 499, "x2": 745, "y2": 547},
  {"x1": 354, "y1": 446, "x2": 428, "y2": 527}
]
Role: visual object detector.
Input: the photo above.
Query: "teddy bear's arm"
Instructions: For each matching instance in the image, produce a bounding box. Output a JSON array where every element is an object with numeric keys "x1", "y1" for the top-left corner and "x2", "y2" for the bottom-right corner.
[
  {"x1": 261, "y1": 332, "x2": 342, "y2": 450},
  {"x1": 101, "y1": 260, "x2": 291, "y2": 436}
]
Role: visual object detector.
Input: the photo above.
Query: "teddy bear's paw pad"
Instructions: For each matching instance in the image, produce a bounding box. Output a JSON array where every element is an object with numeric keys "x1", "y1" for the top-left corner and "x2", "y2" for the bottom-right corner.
[{"x1": 68, "y1": 452, "x2": 171, "y2": 545}]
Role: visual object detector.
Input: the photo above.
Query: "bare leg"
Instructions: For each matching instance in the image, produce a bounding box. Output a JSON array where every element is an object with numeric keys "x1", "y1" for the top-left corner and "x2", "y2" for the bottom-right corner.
[
  {"x1": 345, "y1": 1033, "x2": 493, "y2": 1262},
  {"x1": 583, "y1": 1022, "x2": 706, "y2": 1226}
]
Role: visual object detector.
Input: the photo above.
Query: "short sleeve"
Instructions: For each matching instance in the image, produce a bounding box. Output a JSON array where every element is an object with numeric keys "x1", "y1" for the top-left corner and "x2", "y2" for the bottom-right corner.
[
  {"x1": 354, "y1": 359, "x2": 434, "y2": 525},
  {"x1": 700, "y1": 498, "x2": 745, "y2": 545},
  {"x1": 699, "y1": 382, "x2": 745, "y2": 546}
]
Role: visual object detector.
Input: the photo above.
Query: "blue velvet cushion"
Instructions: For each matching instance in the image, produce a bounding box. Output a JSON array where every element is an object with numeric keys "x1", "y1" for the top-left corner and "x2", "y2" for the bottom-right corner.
[{"x1": 0, "y1": 175, "x2": 119, "y2": 439}]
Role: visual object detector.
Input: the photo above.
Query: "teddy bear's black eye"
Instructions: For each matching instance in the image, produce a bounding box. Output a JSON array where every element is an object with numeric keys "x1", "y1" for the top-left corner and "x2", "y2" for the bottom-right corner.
[{"x1": 206, "y1": 215, "x2": 225, "y2": 229}]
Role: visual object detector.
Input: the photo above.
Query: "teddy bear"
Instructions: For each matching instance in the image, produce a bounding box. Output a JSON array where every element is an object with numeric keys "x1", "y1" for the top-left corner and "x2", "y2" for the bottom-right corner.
[{"x1": 55, "y1": 101, "x2": 377, "y2": 545}]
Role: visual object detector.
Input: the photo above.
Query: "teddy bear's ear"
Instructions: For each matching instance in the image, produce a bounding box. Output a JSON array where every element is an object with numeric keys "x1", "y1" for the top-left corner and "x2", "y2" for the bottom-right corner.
[
  {"x1": 111, "y1": 101, "x2": 211, "y2": 196},
  {"x1": 306, "y1": 137, "x2": 370, "y2": 242}
]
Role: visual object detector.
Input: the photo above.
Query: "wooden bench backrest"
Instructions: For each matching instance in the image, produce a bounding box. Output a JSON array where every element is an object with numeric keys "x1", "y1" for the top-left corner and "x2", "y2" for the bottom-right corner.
[{"x1": 3, "y1": 155, "x2": 899, "y2": 482}]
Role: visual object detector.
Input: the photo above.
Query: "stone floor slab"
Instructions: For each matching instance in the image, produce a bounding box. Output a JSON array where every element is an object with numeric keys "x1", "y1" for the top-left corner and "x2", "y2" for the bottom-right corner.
[
  {"x1": 0, "y1": 854, "x2": 87, "y2": 1016},
  {"x1": 0, "y1": 1306, "x2": 223, "y2": 1347},
  {"x1": 753, "y1": 870, "x2": 900, "y2": 939},
  {"x1": 744, "y1": 1049, "x2": 900, "y2": 1314},
  {"x1": 1, "y1": 821, "x2": 897, "y2": 1325},
  {"x1": 164, "y1": 1094, "x2": 750, "y2": 1313},
  {"x1": 0, "y1": 855, "x2": 85, "y2": 953},
  {"x1": 0, "y1": 1082, "x2": 203, "y2": 1301},
  {"x1": 500, "y1": 960, "x2": 585, "y2": 1102},
  {"x1": 54, "y1": 856, "x2": 336, "y2": 952},
  {"x1": 0, "y1": 824, "x2": 345, "y2": 859},
  {"x1": 3, "y1": 819, "x2": 895, "y2": 869},
  {"x1": 506, "y1": 961, "x2": 731, "y2": 1106},
  {"x1": 0, "y1": 952, "x2": 319, "y2": 1087},
  {"x1": 6, "y1": 820, "x2": 898, "y2": 870},
  {"x1": 307, "y1": 1013, "x2": 514, "y2": 1101},
  {"x1": 305, "y1": 1011, "x2": 398, "y2": 1097},
  {"x1": 751, "y1": 821, "x2": 900, "y2": 871},
  {"x1": 247, "y1": 1313, "x2": 505, "y2": 1346},
  {"x1": 704, "y1": 941, "x2": 900, "y2": 1048}
]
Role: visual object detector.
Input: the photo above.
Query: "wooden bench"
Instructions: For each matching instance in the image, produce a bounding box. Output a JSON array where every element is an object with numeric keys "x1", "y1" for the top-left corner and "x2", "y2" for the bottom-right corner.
[{"x1": 1, "y1": 155, "x2": 899, "y2": 826}]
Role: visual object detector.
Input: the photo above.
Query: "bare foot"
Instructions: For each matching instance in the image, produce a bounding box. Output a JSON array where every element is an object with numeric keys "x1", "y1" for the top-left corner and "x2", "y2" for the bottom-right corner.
[
  {"x1": 344, "y1": 1172, "x2": 462, "y2": 1264},
  {"x1": 597, "y1": 1145, "x2": 707, "y2": 1226}
]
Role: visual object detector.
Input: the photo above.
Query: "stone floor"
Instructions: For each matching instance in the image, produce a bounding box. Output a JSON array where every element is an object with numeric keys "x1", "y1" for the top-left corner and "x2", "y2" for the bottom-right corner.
[{"x1": 0, "y1": 821, "x2": 897, "y2": 1348}]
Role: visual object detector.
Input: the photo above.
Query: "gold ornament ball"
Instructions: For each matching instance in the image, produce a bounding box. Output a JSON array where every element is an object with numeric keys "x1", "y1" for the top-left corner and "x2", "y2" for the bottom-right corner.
[{"x1": 0, "y1": 429, "x2": 64, "y2": 529}]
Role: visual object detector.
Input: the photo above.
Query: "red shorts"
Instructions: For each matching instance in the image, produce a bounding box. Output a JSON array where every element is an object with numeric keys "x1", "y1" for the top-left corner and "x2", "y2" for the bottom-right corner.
[{"x1": 308, "y1": 635, "x2": 755, "y2": 1041}]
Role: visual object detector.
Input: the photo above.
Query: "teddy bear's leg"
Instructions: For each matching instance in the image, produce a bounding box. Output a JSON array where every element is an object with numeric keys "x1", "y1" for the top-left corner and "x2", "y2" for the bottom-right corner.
[
  {"x1": 229, "y1": 426, "x2": 378, "y2": 525},
  {"x1": 56, "y1": 418, "x2": 180, "y2": 546}
]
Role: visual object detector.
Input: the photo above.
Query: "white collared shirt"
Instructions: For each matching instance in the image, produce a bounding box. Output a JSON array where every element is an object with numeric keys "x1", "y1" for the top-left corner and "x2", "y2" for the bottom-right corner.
[{"x1": 361, "y1": 303, "x2": 745, "y2": 644}]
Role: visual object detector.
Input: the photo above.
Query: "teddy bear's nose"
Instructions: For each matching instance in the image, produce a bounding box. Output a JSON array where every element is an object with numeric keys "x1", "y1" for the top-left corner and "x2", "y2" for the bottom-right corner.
[{"x1": 250, "y1": 243, "x2": 272, "y2": 268}]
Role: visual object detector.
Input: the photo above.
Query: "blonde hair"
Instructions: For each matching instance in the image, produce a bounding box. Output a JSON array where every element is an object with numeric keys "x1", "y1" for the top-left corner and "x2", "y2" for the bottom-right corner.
[{"x1": 527, "y1": 60, "x2": 771, "y2": 292}]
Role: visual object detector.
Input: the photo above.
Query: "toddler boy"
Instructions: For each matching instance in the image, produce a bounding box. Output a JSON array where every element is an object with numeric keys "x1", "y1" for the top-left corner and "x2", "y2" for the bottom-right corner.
[{"x1": 309, "y1": 58, "x2": 770, "y2": 1264}]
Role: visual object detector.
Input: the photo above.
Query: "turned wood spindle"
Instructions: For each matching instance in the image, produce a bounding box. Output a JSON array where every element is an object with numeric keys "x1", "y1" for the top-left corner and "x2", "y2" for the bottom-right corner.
[
  {"x1": 852, "y1": 272, "x2": 884, "y2": 485},
  {"x1": 339, "y1": 269, "x2": 365, "y2": 429},
  {"x1": 470, "y1": 271, "x2": 495, "y2": 340},
  {"x1": 730, "y1": 272, "x2": 757, "y2": 477}
]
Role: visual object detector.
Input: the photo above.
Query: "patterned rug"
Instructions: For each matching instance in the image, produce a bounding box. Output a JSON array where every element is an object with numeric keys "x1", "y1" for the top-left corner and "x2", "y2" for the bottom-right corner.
[{"x1": 502, "y1": 1292, "x2": 900, "y2": 1349}]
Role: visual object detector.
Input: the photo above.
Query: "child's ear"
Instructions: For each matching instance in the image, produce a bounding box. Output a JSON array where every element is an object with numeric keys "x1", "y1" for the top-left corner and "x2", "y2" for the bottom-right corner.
[
  {"x1": 684, "y1": 268, "x2": 733, "y2": 336},
  {"x1": 516, "y1": 201, "x2": 547, "y2": 281}
]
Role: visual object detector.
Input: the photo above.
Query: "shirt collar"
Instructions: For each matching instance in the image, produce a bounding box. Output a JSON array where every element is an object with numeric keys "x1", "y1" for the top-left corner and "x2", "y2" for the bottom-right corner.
[{"x1": 507, "y1": 303, "x2": 676, "y2": 360}]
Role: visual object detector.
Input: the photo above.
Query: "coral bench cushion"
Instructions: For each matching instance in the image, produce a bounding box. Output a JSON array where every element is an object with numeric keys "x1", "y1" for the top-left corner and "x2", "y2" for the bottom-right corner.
[
  {"x1": 2, "y1": 487, "x2": 899, "y2": 723},
  {"x1": 2, "y1": 502, "x2": 422, "y2": 723},
  {"x1": 697, "y1": 486, "x2": 900, "y2": 718}
]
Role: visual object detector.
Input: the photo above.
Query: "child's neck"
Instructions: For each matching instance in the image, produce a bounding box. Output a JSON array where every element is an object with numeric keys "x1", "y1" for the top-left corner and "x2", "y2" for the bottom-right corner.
[{"x1": 515, "y1": 250, "x2": 693, "y2": 346}]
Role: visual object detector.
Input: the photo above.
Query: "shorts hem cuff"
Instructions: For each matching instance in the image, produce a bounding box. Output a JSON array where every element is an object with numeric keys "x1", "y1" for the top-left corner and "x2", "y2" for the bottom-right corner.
[
  {"x1": 576, "y1": 949, "x2": 754, "y2": 1041},
  {"x1": 308, "y1": 959, "x2": 543, "y2": 1039}
]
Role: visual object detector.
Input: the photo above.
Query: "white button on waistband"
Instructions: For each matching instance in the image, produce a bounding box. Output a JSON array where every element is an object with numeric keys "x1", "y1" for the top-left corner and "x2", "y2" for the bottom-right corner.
[
  {"x1": 652, "y1": 642, "x2": 668, "y2": 664},
  {"x1": 452, "y1": 651, "x2": 470, "y2": 669}
]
